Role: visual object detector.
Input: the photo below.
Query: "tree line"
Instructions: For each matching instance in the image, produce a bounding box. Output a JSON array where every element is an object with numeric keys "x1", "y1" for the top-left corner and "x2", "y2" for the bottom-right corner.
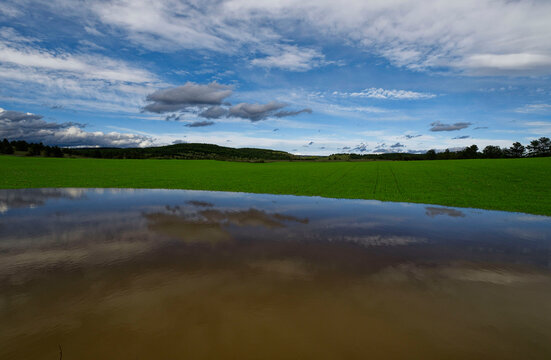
[
  {"x1": 425, "y1": 137, "x2": 550, "y2": 160},
  {"x1": 331, "y1": 137, "x2": 550, "y2": 160},
  {"x1": 0, "y1": 139, "x2": 64, "y2": 157},
  {"x1": 0, "y1": 139, "x2": 297, "y2": 161}
]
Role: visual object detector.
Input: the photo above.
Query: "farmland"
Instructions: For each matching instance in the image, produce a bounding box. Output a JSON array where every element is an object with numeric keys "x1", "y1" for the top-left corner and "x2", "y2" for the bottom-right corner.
[{"x1": 1, "y1": 156, "x2": 550, "y2": 216}]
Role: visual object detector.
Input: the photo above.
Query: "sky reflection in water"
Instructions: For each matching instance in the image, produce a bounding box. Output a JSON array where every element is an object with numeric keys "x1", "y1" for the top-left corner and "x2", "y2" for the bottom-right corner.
[{"x1": 1, "y1": 189, "x2": 551, "y2": 359}]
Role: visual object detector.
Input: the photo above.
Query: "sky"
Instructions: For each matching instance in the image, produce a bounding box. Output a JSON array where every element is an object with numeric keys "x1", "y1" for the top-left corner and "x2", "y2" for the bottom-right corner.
[{"x1": 0, "y1": 0, "x2": 550, "y2": 155}]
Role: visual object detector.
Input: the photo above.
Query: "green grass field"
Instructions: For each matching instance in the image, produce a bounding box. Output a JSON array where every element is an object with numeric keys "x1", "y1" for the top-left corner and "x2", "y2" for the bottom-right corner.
[{"x1": 1, "y1": 156, "x2": 550, "y2": 216}]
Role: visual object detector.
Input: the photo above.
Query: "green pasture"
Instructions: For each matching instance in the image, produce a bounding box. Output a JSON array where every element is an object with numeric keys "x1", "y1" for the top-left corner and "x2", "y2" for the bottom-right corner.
[{"x1": 1, "y1": 156, "x2": 550, "y2": 216}]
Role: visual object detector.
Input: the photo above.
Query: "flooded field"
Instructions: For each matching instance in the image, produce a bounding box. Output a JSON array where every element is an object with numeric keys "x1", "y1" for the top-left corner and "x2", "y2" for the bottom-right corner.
[{"x1": 1, "y1": 189, "x2": 551, "y2": 359}]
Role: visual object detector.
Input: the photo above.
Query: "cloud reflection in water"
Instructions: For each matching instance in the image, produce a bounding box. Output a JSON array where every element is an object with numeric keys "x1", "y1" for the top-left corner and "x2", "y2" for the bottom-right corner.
[{"x1": 1, "y1": 189, "x2": 551, "y2": 359}]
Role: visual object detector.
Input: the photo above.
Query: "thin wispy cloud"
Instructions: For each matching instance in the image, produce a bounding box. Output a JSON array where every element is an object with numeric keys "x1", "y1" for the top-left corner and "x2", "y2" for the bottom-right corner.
[
  {"x1": 0, "y1": 27, "x2": 162, "y2": 114},
  {"x1": 0, "y1": 40, "x2": 155, "y2": 83},
  {"x1": 81, "y1": 0, "x2": 551, "y2": 75},
  {"x1": 251, "y1": 45, "x2": 330, "y2": 72},
  {"x1": 334, "y1": 88, "x2": 436, "y2": 100},
  {"x1": 515, "y1": 104, "x2": 551, "y2": 114}
]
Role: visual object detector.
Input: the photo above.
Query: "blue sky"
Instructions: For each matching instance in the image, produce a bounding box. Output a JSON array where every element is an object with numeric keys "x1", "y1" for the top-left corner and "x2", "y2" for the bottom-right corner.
[{"x1": 0, "y1": 0, "x2": 550, "y2": 154}]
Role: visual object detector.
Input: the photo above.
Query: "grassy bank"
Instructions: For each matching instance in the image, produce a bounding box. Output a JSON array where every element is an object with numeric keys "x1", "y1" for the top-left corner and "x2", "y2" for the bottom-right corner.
[{"x1": 1, "y1": 156, "x2": 550, "y2": 216}]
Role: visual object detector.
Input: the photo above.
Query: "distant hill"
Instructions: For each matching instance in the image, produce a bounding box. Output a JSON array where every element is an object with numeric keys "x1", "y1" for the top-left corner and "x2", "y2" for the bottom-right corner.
[
  {"x1": 63, "y1": 143, "x2": 300, "y2": 161},
  {"x1": 4, "y1": 137, "x2": 548, "y2": 161}
]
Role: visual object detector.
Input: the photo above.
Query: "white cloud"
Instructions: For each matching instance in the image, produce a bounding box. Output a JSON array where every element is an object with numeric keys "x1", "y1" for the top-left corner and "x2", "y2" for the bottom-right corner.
[
  {"x1": 7, "y1": 0, "x2": 551, "y2": 75},
  {"x1": 522, "y1": 121, "x2": 551, "y2": 134},
  {"x1": 460, "y1": 54, "x2": 551, "y2": 73},
  {"x1": 327, "y1": 105, "x2": 388, "y2": 114},
  {"x1": 251, "y1": 45, "x2": 329, "y2": 71},
  {"x1": 0, "y1": 65, "x2": 156, "y2": 113},
  {"x1": 515, "y1": 104, "x2": 551, "y2": 114},
  {"x1": 334, "y1": 88, "x2": 436, "y2": 100},
  {"x1": 91, "y1": 0, "x2": 246, "y2": 52},
  {"x1": 53, "y1": 126, "x2": 154, "y2": 147},
  {"x1": 0, "y1": 42, "x2": 155, "y2": 83},
  {"x1": 87, "y1": 0, "x2": 551, "y2": 75},
  {"x1": 0, "y1": 28, "x2": 163, "y2": 114},
  {"x1": 0, "y1": 27, "x2": 38, "y2": 44},
  {"x1": 0, "y1": 3, "x2": 20, "y2": 17}
]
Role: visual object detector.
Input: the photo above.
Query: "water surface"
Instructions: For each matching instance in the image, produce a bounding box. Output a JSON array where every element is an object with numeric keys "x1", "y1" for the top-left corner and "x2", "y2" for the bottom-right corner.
[{"x1": 1, "y1": 189, "x2": 551, "y2": 359}]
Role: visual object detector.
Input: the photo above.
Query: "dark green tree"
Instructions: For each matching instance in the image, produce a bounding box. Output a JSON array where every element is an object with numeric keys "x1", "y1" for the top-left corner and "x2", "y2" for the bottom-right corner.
[
  {"x1": 527, "y1": 137, "x2": 551, "y2": 157},
  {"x1": 482, "y1": 145, "x2": 503, "y2": 158},
  {"x1": 426, "y1": 149, "x2": 436, "y2": 160},
  {"x1": 12, "y1": 140, "x2": 29, "y2": 152},
  {"x1": 507, "y1": 142, "x2": 525, "y2": 158},
  {"x1": 461, "y1": 144, "x2": 479, "y2": 159},
  {"x1": 441, "y1": 149, "x2": 452, "y2": 160},
  {"x1": 52, "y1": 146, "x2": 64, "y2": 157},
  {"x1": 26, "y1": 142, "x2": 43, "y2": 156},
  {"x1": 1, "y1": 138, "x2": 14, "y2": 154}
]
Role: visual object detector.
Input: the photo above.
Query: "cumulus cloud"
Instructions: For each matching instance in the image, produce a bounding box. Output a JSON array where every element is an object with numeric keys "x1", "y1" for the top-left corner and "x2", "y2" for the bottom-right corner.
[
  {"x1": 199, "y1": 106, "x2": 228, "y2": 119},
  {"x1": 0, "y1": 109, "x2": 45, "y2": 123},
  {"x1": 229, "y1": 101, "x2": 291, "y2": 121},
  {"x1": 453, "y1": 135, "x2": 470, "y2": 139},
  {"x1": 405, "y1": 134, "x2": 422, "y2": 139},
  {"x1": 335, "y1": 88, "x2": 436, "y2": 100},
  {"x1": 430, "y1": 121, "x2": 471, "y2": 132},
  {"x1": 390, "y1": 142, "x2": 405, "y2": 148},
  {"x1": 143, "y1": 82, "x2": 233, "y2": 113},
  {"x1": 185, "y1": 120, "x2": 215, "y2": 128},
  {"x1": 144, "y1": 84, "x2": 312, "y2": 122},
  {"x1": 0, "y1": 108, "x2": 153, "y2": 147}
]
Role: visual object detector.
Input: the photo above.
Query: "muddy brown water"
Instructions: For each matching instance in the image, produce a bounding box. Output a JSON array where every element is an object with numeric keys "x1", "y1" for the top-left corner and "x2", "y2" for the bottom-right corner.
[{"x1": 1, "y1": 189, "x2": 551, "y2": 359}]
